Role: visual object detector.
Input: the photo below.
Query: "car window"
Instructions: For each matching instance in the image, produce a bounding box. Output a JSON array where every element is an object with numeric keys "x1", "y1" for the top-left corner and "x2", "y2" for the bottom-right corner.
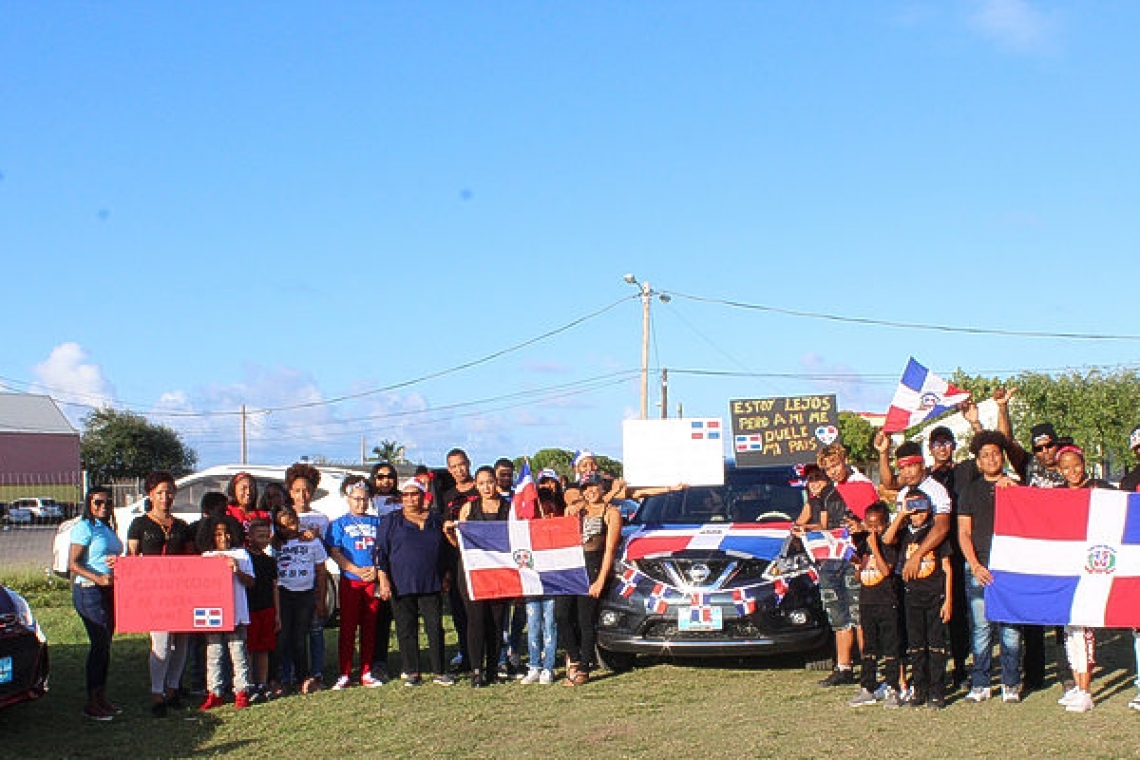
[{"x1": 634, "y1": 468, "x2": 805, "y2": 525}]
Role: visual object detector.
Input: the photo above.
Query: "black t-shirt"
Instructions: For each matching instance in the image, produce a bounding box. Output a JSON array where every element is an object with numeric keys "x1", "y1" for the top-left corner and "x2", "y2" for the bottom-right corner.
[
  {"x1": 856, "y1": 538, "x2": 898, "y2": 606},
  {"x1": 957, "y1": 478, "x2": 998, "y2": 566},
  {"x1": 248, "y1": 550, "x2": 277, "y2": 611},
  {"x1": 808, "y1": 485, "x2": 851, "y2": 529},
  {"x1": 440, "y1": 484, "x2": 479, "y2": 521},
  {"x1": 929, "y1": 459, "x2": 981, "y2": 506},
  {"x1": 127, "y1": 514, "x2": 193, "y2": 556},
  {"x1": 897, "y1": 519, "x2": 950, "y2": 604},
  {"x1": 1120, "y1": 468, "x2": 1140, "y2": 492}
]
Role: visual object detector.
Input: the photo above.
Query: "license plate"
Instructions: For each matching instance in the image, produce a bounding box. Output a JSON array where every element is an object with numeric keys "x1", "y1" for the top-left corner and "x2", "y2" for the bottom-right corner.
[
  {"x1": 0, "y1": 656, "x2": 12, "y2": 684},
  {"x1": 678, "y1": 605, "x2": 723, "y2": 631}
]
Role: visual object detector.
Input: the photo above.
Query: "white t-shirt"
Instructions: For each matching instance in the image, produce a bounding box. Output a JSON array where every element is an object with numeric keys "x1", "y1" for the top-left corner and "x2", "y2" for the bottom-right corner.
[
  {"x1": 202, "y1": 548, "x2": 254, "y2": 626},
  {"x1": 276, "y1": 537, "x2": 328, "y2": 593},
  {"x1": 895, "y1": 474, "x2": 953, "y2": 516}
]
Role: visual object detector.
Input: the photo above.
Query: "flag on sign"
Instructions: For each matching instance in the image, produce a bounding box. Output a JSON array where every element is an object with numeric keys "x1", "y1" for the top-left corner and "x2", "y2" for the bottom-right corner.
[
  {"x1": 691, "y1": 420, "x2": 721, "y2": 440},
  {"x1": 511, "y1": 460, "x2": 539, "y2": 520},
  {"x1": 193, "y1": 607, "x2": 224, "y2": 629},
  {"x1": 882, "y1": 357, "x2": 971, "y2": 433},
  {"x1": 456, "y1": 516, "x2": 589, "y2": 601},
  {"x1": 735, "y1": 434, "x2": 764, "y2": 452},
  {"x1": 689, "y1": 605, "x2": 714, "y2": 624},
  {"x1": 986, "y1": 487, "x2": 1140, "y2": 627},
  {"x1": 802, "y1": 528, "x2": 855, "y2": 562}
]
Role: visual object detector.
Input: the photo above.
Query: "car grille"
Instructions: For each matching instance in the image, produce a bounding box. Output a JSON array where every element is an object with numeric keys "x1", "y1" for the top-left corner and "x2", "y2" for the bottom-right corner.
[{"x1": 634, "y1": 557, "x2": 770, "y2": 590}]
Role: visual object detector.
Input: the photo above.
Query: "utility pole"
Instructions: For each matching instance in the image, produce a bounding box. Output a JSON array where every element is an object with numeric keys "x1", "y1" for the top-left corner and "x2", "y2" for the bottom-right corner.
[
  {"x1": 240, "y1": 404, "x2": 248, "y2": 465},
  {"x1": 623, "y1": 274, "x2": 670, "y2": 420},
  {"x1": 660, "y1": 368, "x2": 668, "y2": 419}
]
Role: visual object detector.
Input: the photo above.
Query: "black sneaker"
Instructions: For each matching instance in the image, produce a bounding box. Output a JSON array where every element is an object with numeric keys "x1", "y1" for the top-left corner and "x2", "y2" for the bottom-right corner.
[
  {"x1": 818, "y1": 668, "x2": 856, "y2": 687},
  {"x1": 403, "y1": 674, "x2": 423, "y2": 688}
]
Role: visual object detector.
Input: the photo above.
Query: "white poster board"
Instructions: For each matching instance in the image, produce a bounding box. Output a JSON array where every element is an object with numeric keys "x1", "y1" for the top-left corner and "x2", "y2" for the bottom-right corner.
[{"x1": 621, "y1": 418, "x2": 726, "y2": 488}]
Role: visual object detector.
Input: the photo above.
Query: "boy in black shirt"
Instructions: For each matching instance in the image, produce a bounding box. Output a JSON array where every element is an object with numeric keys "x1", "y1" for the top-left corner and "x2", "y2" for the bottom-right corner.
[
  {"x1": 884, "y1": 487, "x2": 953, "y2": 709},
  {"x1": 848, "y1": 502, "x2": 902, "y2": 708}
]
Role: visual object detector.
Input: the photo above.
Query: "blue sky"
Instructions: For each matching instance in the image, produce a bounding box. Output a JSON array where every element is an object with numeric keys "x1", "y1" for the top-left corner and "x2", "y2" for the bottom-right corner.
[{"x1": 3, "y1": 1, "x2": 1139, "y2": 469}]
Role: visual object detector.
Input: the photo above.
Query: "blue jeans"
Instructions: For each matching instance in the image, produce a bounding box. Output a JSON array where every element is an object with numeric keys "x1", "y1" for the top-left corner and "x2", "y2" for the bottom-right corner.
[
  {"x1": 525, "y1": 597, "x2": 557, "y2": 672},
  {"x1": 965, "y1": 566, "x2": 1022, "y2": 689},
  {"x1": 73, "y1": 584, "x2": 114, "y2": 695}
]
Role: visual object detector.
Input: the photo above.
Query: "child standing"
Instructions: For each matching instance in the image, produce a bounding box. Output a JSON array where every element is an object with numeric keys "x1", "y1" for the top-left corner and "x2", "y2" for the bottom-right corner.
[
  {"x1": 848, "y1": 502, "x2": 902, "y2": 708},
  {"x1": 274, "y1": 506, "x2": 329, "y2": 694},
  {"x1": 245, "y1": 518, "x2": 278, "y2": 703},
  {"x1": 197, "y1": 515, "x2": 255, "y2": 710},
  {"x1": 884, "y1": 487, "x2": 953, "y2": 709}
]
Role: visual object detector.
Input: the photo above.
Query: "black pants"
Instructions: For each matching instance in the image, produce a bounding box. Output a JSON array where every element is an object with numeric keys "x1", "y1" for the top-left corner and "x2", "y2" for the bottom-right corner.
[
  {"x1": 392, "y1": 593, "x2": 444, "y2": 676},
  {"x1": 556, "y1": 550, "x2": 604, "y2": 673},
  {"x1": 905, "y1": 598, "x2": 947, "y2": 701},
  {"x1": 1023, "y1": 624, "x2": 1071, "y2": 690},
  {"x1": 371, "y1": 597, "x2": 394, "y2": 673},
  {"x1": 860, "y1": 602, "x2": 900, "y2": 692},
  {"x1": 465, "y1": 598, "x2": 506, "y2": 676},
  {"x1": 278, "y1": 588, "x2": 315, "y2": 682},
  {"x1": 948, "y1": 554, "x2": 969, "y2": 680}
]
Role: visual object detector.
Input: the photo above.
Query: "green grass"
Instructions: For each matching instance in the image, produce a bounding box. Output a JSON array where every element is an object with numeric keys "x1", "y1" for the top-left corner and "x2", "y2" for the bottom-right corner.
[{"x1": 4, "y1": 576, "x2": 1140, "y2": 759}]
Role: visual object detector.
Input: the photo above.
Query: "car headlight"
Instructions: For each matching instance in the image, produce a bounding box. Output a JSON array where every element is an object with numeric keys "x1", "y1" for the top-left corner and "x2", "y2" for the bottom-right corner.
[
  {"x1": 765, "y1": 552, "x2": 813, "y2": 579},
  {"x1": 7, "y1": 590, "x2": 37, "y2": 628}
]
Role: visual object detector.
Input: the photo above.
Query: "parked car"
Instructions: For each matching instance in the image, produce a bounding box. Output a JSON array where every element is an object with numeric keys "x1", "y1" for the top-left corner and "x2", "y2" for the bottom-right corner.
[
  {"x1": 3, "y1": 506, "x2": 33, "y2": 526},
  {"x1": 0, "y1": 584, "x2": 49, "y2": 710},
  {"x1": 8, "y1": 498, "x2": 65, "y2": 524},
  {"x1": 595, "y1": 464, "x2": 830, "y2": 672}
]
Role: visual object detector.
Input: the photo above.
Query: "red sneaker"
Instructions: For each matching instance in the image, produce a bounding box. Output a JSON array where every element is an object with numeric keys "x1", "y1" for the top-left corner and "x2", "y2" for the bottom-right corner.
[
  {"x1": 199, "y1": 693, "x2": 225, "y2": 710},
  {"x1": 234, "y1": 691, "x2": 250, "y2": 709}
]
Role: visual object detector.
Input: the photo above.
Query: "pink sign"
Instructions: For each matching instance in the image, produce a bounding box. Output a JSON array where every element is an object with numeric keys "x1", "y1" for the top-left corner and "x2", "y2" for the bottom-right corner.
[{"x1": 114, "y1": 556, "x2": 235, "y2": 633}]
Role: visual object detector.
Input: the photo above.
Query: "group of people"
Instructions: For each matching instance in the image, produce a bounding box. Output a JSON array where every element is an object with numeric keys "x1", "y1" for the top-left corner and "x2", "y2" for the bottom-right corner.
[
  {"x1": 66, "y1": 449, "x2": 627, "y2": 720},
  {"x1": 798, "y1": 388, "x2": 1140, "y2": 713}
]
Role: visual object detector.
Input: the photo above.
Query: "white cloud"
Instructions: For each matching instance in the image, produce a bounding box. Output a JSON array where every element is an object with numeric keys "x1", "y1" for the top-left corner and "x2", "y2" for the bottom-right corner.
[
  {"x1": 969, "y1": 0, "x2": 1059, "y2": 53},
  {"x1": 31, "y1": 343, "x2": 115, "y2": 418},
  {"x1": 798, "y1": 353, "x2": 878, "y2": 410}
]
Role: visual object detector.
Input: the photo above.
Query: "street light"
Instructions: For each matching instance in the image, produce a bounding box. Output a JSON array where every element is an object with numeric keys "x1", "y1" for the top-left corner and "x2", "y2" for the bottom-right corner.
[{"x1": 623, "y1": 274, "x2": 670, "y2": 419}]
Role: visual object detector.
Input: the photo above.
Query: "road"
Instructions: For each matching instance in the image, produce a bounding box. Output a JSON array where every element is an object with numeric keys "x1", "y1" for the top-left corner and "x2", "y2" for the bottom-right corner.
[{"x1": 0, "y1": 524, "x2": 57, "y2": 572}]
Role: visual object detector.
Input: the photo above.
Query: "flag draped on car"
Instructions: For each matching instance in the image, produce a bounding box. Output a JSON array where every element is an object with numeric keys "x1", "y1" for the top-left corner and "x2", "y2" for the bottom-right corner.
[
  {"x1": 622, "y1": 523, "x2": 790, "y2": 562},
  {"x1": 986, "y1": 487, "x2": 1140, "y2": 627},
  {"x1": 456, "y1": 515, "x2": 589, "y2": 601},
  {"x1": 882, "y1": 357, "x2": 970, "y2": 433}
]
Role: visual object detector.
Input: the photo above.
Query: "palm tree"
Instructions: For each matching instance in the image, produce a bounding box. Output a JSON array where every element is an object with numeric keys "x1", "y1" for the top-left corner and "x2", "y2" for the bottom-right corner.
[{"x1": 371, "y1": 439, "x2": 407, "y2": 464}]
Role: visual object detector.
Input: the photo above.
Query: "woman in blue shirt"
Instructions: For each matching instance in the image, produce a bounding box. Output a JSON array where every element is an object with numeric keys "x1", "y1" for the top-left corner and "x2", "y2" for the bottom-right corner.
[{"x1": 69, "y1": 486, "x2": 123, "y2": 721}]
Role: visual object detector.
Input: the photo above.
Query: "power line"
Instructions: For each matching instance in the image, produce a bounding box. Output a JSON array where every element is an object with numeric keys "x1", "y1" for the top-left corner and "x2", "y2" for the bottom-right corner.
[{"x1": 665, "y1": 290, "x2": 1140, "y2": 342}]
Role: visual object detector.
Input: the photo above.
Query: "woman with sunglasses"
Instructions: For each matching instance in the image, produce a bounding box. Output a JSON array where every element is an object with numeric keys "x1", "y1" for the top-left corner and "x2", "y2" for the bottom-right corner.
[
  {"x1": 369, "y1": 462, "x2": 401, "y2": 682},
  {"x1": 70, "y1": 486, "x2": 123, "y2": 720}
]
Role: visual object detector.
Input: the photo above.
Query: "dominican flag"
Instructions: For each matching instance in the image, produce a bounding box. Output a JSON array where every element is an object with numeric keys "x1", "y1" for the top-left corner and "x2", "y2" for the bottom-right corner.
[
  {"x1": 457, "y1": 516, "x2": 589, "y2": 601},
  {"x1": 986, "y1": 487, "x2": 1140, "y2": 627},
  {"x1": 193, "y1": 608, "x2": 224, "y2": 629},
  {"x1": 690, "y1": 419, "x2": 721, "y2": 440},
  {"x1": 771, "y1": 577, "x2": 789, "y2": 603},
  {"x1": 689, "y1": 605, "x2": 714, "y2": 624},
  {"x1": 802, "y1": 528, "x2": 855, "y2": 562},
  {"x1": 511, "y1": 461, "x2": 540, "y2": 520},
  {"x1": 617, "y1": 565, "x2": 642, "y2": 598},
  {"x1": 646, "y1": 583, "x2": 673, "y2": 614},
  {"x1": 732, "y1": 588, "x2": 757, "y2": 615},
  {"x1": 735, "y1": 434, "x2": 763, "y2": 452},
  {"x1": 882, "y1": 357, "x2": 970, "y2": 434},
  {"x1": 623, "y1": 524, "x2": 791, "y2": 562}
]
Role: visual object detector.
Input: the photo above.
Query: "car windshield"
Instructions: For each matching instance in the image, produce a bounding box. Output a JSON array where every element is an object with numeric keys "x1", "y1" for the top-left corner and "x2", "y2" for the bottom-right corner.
[{"x1": 634, "y1": 467, "x2": 805, "y2": 525}]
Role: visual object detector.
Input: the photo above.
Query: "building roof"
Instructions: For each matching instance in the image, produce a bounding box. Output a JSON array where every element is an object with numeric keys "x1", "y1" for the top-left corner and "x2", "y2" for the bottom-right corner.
[{"x1": 0, "y1": 393, "x2": 79, "y2": 435}]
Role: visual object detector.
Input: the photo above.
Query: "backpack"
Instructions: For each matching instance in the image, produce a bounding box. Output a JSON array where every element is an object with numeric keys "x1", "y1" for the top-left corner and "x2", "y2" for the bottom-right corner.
[{"x1": 51, "y1": 517, "x2": 82, "y2": 579}]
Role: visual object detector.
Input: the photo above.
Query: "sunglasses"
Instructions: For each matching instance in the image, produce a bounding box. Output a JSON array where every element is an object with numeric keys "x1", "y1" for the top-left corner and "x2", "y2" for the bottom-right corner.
[
  {"x1": 375, "y1": 474, "x2": 396, "y2": 480},
  {"x1": 1033, "y1": 442, "x2": 1058, "y2": 453},
  {"x1": 92, "y1": 499, "x2": 110, "y2": 506}
]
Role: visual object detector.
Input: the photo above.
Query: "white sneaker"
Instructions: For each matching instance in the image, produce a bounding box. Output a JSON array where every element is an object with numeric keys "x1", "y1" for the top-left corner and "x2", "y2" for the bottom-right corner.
[
  {"x1": 331, "y1": 675, "x2": 351, "y2": 691},
  {"x1": 1002, "y1": 685, "x2": 1021, "y2": 703},
  {"x1": 1128, "y1": 693, "x2": 1140, "y2": 711},
  {"x1": 539, "y1": 669, "x2": 554, "y2": 685},
  {"x1": 520, "y1": 669, "x2": 541, "y2": 685},
  {"x1": 1058, "y1": 686, "x2": 1079, "y2": 706},
  {"x1": 1065, "y1": 690, "x2": 1094, "y2": 713},
  {"x1": 965, "y1": 686, "x2": 991, "y2": 702},
  {"x1": 360, "y1": 673, "x2": 384, "y2": 688}
]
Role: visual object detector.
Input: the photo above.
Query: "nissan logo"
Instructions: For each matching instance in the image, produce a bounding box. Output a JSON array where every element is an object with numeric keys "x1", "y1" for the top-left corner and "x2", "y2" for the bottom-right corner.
[{"x1": 689, "y1": 563, "x2": 711, "y2": 583}]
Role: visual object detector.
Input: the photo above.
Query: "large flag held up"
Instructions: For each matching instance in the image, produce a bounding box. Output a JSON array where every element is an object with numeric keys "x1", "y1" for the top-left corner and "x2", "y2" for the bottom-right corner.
[
  {"x1": 986, "y1": 487, "x2": 1140, "y2": 627},
  {"x1": 882, "y1": 357, "x2": 971, "y2": 433},
  {"x1": 456, "y1": 515, "x2": 589, "y2": 601}
]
